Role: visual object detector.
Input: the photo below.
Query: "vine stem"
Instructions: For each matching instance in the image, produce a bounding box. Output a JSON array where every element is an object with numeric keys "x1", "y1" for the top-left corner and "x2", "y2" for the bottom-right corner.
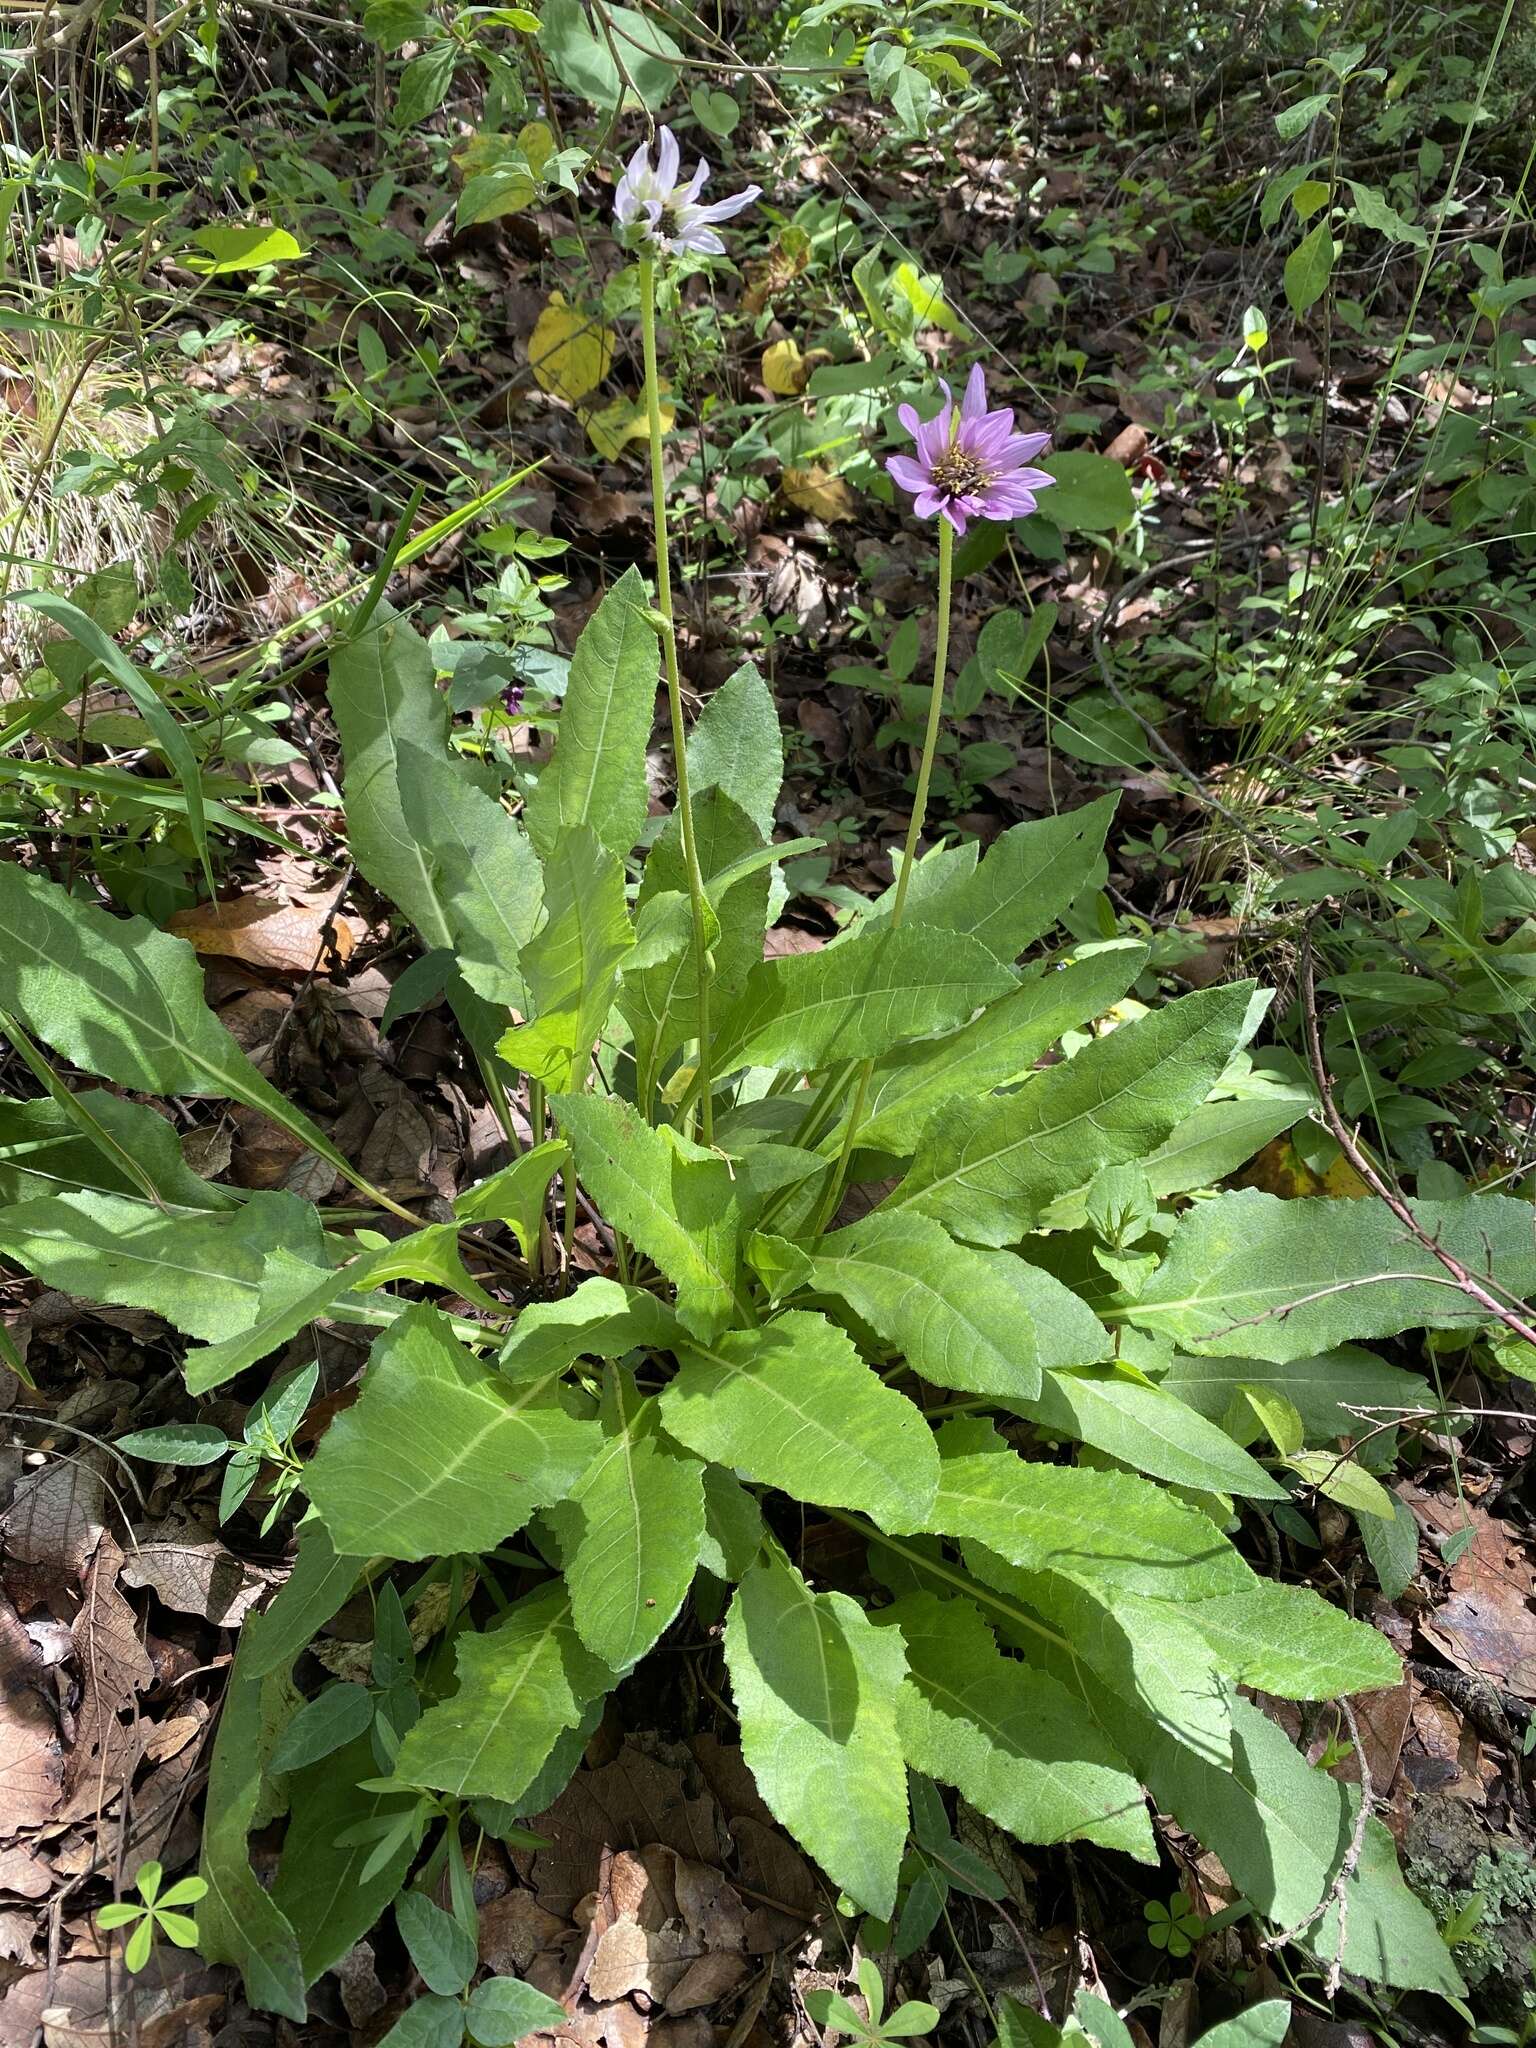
[
  {"x1": 813, "y1": 517, "x2": 955, "y2": 1232},
  {"x1": 639, "y1": 254, "x2": 715, "y2": 1146}
]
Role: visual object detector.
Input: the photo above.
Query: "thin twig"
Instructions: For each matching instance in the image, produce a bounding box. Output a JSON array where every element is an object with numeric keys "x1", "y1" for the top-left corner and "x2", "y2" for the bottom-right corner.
[{"x1": 1261, "y1": 1696, "x2": 1372, "y2": 1997}]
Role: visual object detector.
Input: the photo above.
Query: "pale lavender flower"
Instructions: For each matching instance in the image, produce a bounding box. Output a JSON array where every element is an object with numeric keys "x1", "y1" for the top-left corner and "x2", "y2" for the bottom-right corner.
[
  {"x1": 613, "y1": 126, "x2": 760, "y2": 256},
  {"x1": 886, "y1": 363, "x2": 1055, "y2": 535}
]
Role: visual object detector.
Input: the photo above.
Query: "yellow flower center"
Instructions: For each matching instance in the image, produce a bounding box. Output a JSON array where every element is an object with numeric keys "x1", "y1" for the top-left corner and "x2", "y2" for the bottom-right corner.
[{"x1": 928, "y1": 446, "x2": 990, "y2": 496}]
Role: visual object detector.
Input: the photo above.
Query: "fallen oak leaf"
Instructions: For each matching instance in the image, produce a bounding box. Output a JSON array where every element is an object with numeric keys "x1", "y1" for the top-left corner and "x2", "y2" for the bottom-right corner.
[{"x1": 166, "y1": 892, "x2": 361, "y2": 973}]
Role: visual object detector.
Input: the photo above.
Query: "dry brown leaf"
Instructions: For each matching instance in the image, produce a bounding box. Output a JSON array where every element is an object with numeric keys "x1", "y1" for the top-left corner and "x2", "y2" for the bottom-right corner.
[
  {"x1": 0, "y1": 1594, "x2": 64, "y2": 1830},
  {"x1": 480, "y1": 1888, "x2": 566, "y2": 1974},
  {"x1": 666, "y1": 1951, "x2": 749, "y2": 2014},
  {"x1": 335, "y1": 1938, "x2": 389, "y2": 2028},
  {"x1": 1409, "y1": 1485, "x2": 1536, "y2": 1697},
  {"x1": 3, "y1": 1457, "x2": 105, "y2": 1582},
  {"x1": 120, "y1": 1513, "x2": 282, "y2": 1625},
  {"x1": 0, "y1": 1842, "x2": 53, "y2": 1900},
  {"x1": 166, "y1": 891, "x2": 361, "y2": 972},
  {"x1": 61, "y1": 1535, "x2": 155, "y2": 1823},
  {"x1": 0, "y1": 1907, "x2": 34, "y2": 1966},
  {"x1": 523, "y1": 1742, "x2": 726, "y2": 1919}
]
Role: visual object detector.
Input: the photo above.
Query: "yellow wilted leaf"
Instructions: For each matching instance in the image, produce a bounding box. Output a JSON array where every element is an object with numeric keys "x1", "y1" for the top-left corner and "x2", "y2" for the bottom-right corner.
[
  {"x1": 582, "y1": 390, "x2": 674, "y2": 461},
  {"x1": 782, "y1": 464, "x2": 855, "y2": 523},
  {"x1": 1241, "y1": 1135, "x2": 1375, "y2": 1200},
  {"x1": 1318, "y1": 1152, "x2": 1374, "y2": 1199},
  {"x1": 1240, "y1": 1136, "x2": 1315, "y2": 1198},
  {"x1": 529, "y1": 291, "x2": 614, "y2": 404},
  {"x1": 761, "y1": 338, "x2": 809, "y2": 396},
  {"x1": 456, "y1": 121, "x2": 555, "y2": 225}
]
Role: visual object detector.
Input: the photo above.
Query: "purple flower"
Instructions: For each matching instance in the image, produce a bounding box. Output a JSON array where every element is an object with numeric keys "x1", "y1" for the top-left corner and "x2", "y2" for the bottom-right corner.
[
  {"x1": 613, "y1": 126, "x2": 760, "y2": 256},
  {"x1": 886, "y1": 363, "x2": 1055, "y2": 535}
]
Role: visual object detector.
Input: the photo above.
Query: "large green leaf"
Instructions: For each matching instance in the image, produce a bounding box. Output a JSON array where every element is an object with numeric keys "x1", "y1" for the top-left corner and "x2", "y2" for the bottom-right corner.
[
  {"x1": 1139, "y1": 1692, "x2": 1463, "y2": 1994},
  {"x1": 623, "y1": 791, "x2": 768, "y2": 1095},
  {"x1": 549, "y1": 1366, "x2": 706, "y2": 1666},
  {"x1": 499, "y1": 825, "x2": 632, "y2": 1088},
  {"x1": 0, "y1": 863, "x2": 338, "y2": 1159},
  {"x1": 306, "y1": 1305, "x2": 595, "y2": 1560},
  {"x1": 713, "y1": 925, "x2": 1015, "y2": 1078},
  {"x1": 393, "y1": 1582, "x2": 614, "y2": 1805},
  {"x1": 686, "y1": 663, "x2": 783, "y2": 839},
  {"x1": 329, "y1": 611, "x2": 478, "y2": 953},
  {"x1": 244, "y1": 1515, "x2": 360, "y2": 1678},
  {"x1": 877, "y1": 1592, "x2": 1155, "y2": 1861},
  {"x1": 0, "y1": 1090, "x2": 237, "y2": 1209},
  {"x1": 456, "y1": 1139, "x2": 569, "y2": 1262},
  {"x1": 554, "y1": 1092, "x2": 750, "y2": 1337},
  {"x1": 890, "y1": 983, "x2": 1256, "y2": 1244},
  {"x1": 328, "y1": 612, "x2": 531, "y2": 1035},
  {"x1": 1014, "y1": 1367, "x2": 1288, "y2": 1497},
  {"x1": 498, "y1": 1276, "x2": 683, "y2": 1376},
  {"x1": 1018, "y1": 1641, "x2": 1461, "y2": 1996},
  {"x1": 183, "y1": 1219, "x2": 505, "y2": 1398},
  {"x1": 1128, "y1": 1188, "x2": 1536, "y2": 1359},
  {"x1": 1141, "y1": 1089, "x2": 1313, "y2": 1199},
  {"x1": 196, "y1": 1636, "x2": 307, "y2": 2019},
  {"x1": 982, "y1": 1560, "x2": 1233, "y2": 1766},
  {"x1": 852, "y1": 942, "x2": 1148, "y2": 1156},
  {"x1": 724, "y1": 1553, "x2": 908, "y2": 1918},
  {"x1": 539, "y1": 0, "x2": 681, "y2": 110},
  {"x1": 183, "y1": 1251, "x2": 332, "y2": 1392},
  {"x1": 396, "y1": 740, "x2": 543, "y2": 1010},
  {"x1": 1159, "y1": 1345, "x2": 1423, "y2": 1444},
  {"x1": 897, "y1": 795, "x2": 1118, "y2": 962},
  {"x1": 809, "y1": 1213, "x2": 1109, "y2": 1399},
  {"x1": 524, "y1": 566, "x2": 657, "y2": 860},
  {"x1": 271, "y1": 1736, "x2": 417, "y2": 1984},
  {"x1": 1037, "y1": 450, "x2": 1136, "y2": 534},
  {"x1": 0, "y1": 1188, "x2": 326, "y2": 1341},
  {"x1": 895, "y1": 1419, "x2": 1251, "y2": 1599},
  {"x1": 661, "y1": 1310, "x2": 939, "y2": 1527},
  {"x1": 1176, "y1": 1580, "x2": 1401, "y2": 1698}
]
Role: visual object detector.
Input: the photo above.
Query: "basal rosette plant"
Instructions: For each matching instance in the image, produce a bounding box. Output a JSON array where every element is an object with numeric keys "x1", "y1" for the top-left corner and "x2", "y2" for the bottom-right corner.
[{"x1": 0, "y1": 122, "x2": 1502, "y2": 2030}]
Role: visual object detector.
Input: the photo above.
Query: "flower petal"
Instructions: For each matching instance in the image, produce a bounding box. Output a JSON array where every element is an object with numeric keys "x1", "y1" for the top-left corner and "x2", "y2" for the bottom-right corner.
[
  {"x1": 886, "y1": 454, "x2": 930, "y2": 492},
  {"x1": 682, "y1": 158, "x2": 710, "y2": 203},
  {"x1": 962, "y1": 362, "x2": 987, "y2": 420},
  {"x1": 693, "y1": 184, "x2": 760, "y2": 223},
  {"x1": 915, "y1": 405, "x2": 951, "y2": 466},
  {"x1": 979, "y1": 485, "x2": 1037, "y2": 520},
  {"x1": 896, "y1": 403, "x2": 924, "y2": 441},
  {"x1": 942, "y1": 501, "x2": 969, "y2": 534},
  {"x1": 655, "y1": 127, "x2": 681, "y2": 194},
  {"x1": 912, "y1": 488, "x2": 946, "y2": 519},
  {"x1": 966, "y1": 411, "x2": 1018, "y2": 458},
  {"x1": 999, "y1": 430, "x2": 1053, "y2": 464}
]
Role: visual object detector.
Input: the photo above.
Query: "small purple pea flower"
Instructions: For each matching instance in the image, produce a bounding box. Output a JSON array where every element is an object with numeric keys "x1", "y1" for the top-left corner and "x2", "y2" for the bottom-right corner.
[
  {"x1": 613, "y1": 126, "x2": 760, "y2": 256},
  {"x1": 887, "y1": 363, "x2": 1055, "y2": 535}
]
